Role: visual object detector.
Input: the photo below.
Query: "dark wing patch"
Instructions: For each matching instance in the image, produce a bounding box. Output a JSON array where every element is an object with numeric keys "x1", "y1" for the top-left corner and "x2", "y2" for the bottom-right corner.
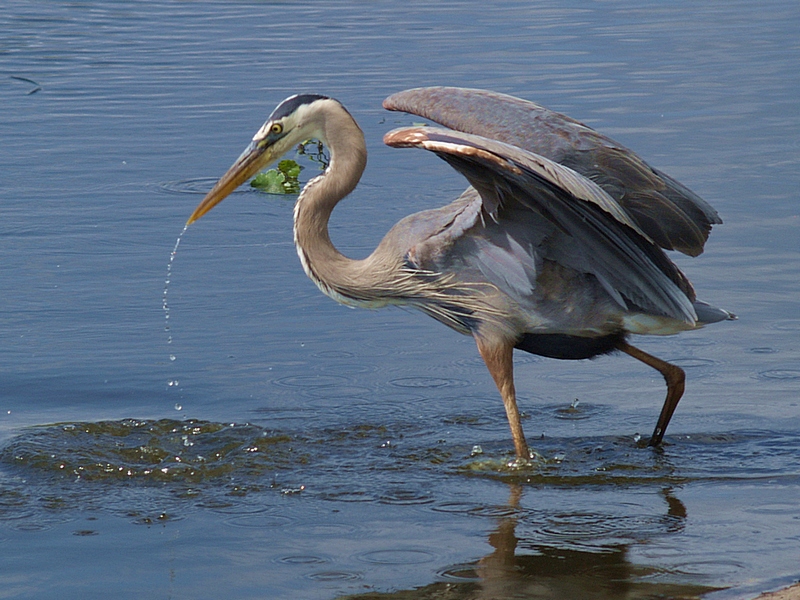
[{"x1": 384, "y1": 86, "x2": 721, "y2": 256}]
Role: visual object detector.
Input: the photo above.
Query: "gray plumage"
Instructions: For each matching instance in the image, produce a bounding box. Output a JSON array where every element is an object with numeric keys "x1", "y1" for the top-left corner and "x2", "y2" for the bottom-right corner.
[{"x1": 188, "y1": 88, "x2": 734, "y2": 461}]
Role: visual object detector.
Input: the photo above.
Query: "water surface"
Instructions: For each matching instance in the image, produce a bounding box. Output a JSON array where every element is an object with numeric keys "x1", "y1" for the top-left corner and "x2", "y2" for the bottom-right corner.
[{"x1": 1, "y1": 1, "x2": 799, "y2": 598}]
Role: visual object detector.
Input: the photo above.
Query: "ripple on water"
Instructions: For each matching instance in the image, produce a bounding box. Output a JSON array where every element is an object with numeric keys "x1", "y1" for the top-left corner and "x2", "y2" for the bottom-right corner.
[
  {"x1": 207, "y1": 503, "x2": 273, "y2": 516},
  {"x1": 302, "y1": 385, "x2": 373, "y2": 400},
  {"x1": 668, "y1": 357, "x2": 718, "y2": 369},
  {"x1": 532, "y1": 512, "x2": 674, "y2": 544},
  {"x1": 769, "y1": 319, "x2": 800, "y2": 332},
  {"x1": 0, "y1": 419, "x2": 308, "y2": 485},
  {"x1": 671, "y1": 559, "x2": 747, "y2": 578},
  {"x1": 436, "y1": 563, "x2": 481, "y2": 582},
  {"x1": 307, "y1": 570, "x2": 362, "y2": 582},
  {"x1": 316, "y1": 361, "x2": 378, "y2": 375},
  {"x1": 390, "y1": 376, "x2": 469, "y2": 389},
  {"x1": 157, "y1": 178, "x2": 232, "y2": 195},
  {"x1": 430, "y1": 501, "x2": 481, "y2": 514},
  {"x1": 756, "y1": 369, "x2": 800, "y2": 381},
  {"x1": 319, "y1": 491, "x2": 378, "y2": 503},
  {"x1": 278, "y1": 555, "x2": 331, "y2": 565},
  {"x1": 549, "y1": 400, "x2": 608, "y2": 421},
  {"x1": 465, "y1": 504, "x2": 519, "y2": 518},
  {"x1": 273, "y1": 374, "x2": 353, "y2": 388},
  {"x1": 2, "y1": 417, "x2": 799, "y2": 532},
  {"x1": 541, "y1": 371, "x2": 612, "y2": 383},
  {"x1": 357, "y1": 549, "x2": 436, "y2": 565},
  {"x1": 378, "y1": 488, "x2": 435, "y2": 506},
  {"x1": 291, "y1": 523, "x2": 359, "y2": 537},
  {"x1": 311, "y1": 350, "x2": 355, "y2": 359},
  {"x1": 224, "y1": 514, "x2": 295, "y2": 529}
]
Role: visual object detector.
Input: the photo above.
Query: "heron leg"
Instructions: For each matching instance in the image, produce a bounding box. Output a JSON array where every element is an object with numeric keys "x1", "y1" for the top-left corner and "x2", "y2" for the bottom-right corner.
[
  {"x1": 618, "y1": 341, "x2": 686, "y2": 446},
  {"x1": 475, "y1": 337, "x2": 530, "y2": 459}
]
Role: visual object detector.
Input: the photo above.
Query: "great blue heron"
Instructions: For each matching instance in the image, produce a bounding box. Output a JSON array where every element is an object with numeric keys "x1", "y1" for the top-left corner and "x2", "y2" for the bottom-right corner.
[{"x1": 187, "y1": 87, "x2": 734, "y2": 460}]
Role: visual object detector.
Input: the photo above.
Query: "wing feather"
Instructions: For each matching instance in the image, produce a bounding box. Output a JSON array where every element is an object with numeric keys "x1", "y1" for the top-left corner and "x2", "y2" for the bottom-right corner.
[
  {"x1": 383, "y1": 87, "x2": 721, "y2": 257},
  {"x1": 384, "y1": 126, "x2": 697, "y2": 324}
]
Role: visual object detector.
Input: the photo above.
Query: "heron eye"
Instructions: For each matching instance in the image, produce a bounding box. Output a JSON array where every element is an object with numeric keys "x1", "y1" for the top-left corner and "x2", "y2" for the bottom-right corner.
[{"x1": 270, "y1": 123, "x2": 283, "y2": 135}]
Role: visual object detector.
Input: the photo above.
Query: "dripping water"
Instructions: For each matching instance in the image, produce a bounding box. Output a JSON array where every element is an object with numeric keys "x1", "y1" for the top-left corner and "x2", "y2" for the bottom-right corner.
[{"x1": 163, "y1": 225, "x2": 188, "y2": 392}]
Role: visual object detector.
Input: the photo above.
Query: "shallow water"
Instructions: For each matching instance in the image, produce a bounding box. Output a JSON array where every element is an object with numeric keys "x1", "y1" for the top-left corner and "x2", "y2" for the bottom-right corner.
[{"x1": 1, "y1": 1, "x2": 799, "y2": 599}]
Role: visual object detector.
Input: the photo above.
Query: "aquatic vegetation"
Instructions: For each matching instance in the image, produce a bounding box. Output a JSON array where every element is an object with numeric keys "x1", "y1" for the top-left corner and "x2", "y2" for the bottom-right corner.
[
  {"x1": 250, "y1": 159, "x2": 303, "y2": 194},
  {"x1": 249, "y1": 140, "x2": 329, "y2": 194}
]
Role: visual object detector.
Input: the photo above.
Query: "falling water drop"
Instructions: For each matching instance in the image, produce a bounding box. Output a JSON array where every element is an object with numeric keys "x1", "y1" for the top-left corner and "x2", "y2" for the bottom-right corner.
[
  {"x1": 163, "y1": 226, "x2": 187, "y2": 356},
  {"x1": 164, "y1": 226, "x2": 189, "y2": 404}
]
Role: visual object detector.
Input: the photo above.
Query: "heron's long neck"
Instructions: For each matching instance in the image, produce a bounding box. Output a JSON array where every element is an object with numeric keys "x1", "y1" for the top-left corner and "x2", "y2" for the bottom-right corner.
[{"x1": 292, "y1": 114, "x2": 371, "y2": 305}]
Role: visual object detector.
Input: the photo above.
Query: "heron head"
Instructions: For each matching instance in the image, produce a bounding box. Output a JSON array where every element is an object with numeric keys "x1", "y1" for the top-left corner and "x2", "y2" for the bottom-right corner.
[{"x1": 186, "y1": 94, "x2": 332, "y2": 225}]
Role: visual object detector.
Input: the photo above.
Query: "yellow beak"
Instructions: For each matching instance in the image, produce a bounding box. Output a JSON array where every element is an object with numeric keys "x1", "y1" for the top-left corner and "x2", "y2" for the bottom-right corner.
[{"x1": 186, "y1": 141, "x2": 280, "y2": 225}]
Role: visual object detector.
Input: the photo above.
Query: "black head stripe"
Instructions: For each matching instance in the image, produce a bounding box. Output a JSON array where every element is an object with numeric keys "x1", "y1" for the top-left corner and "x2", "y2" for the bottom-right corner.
[{"x1": 269, "y1": 94, "x2": 331, "y2": 121}]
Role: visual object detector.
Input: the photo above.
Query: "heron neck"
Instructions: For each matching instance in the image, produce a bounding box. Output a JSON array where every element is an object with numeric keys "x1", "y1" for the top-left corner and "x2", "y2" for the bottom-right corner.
[{"x1": 292, "y1": 118, "x2": 370, "y2": 304}]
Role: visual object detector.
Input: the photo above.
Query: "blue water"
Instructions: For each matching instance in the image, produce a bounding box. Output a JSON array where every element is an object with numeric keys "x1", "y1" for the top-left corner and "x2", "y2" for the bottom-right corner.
[{"x1": 1, "y1": 1, "x2": 799, "y2": 599}]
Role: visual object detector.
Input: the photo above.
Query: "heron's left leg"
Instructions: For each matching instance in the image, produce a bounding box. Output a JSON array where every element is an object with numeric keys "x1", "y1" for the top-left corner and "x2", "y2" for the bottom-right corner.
[
  {"x1": 475, "y1": 337, "x2": 530, "y2": 459},
  {"x1": 618, "y1": 341, "x2": 686, "y2": 446}
]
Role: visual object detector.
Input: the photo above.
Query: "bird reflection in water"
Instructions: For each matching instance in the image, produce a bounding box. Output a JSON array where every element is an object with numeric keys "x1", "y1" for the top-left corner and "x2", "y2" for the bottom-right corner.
[{"x1": 339, "y1": 485, "x2": 719, "y2": 600}]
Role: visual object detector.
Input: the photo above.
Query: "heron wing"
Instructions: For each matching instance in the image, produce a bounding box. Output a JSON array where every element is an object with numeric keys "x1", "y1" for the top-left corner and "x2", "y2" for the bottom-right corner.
[
  {"x1": 383, "y1": 86, "x2": 721, "y2": 257},
  {"x1": 384, "y1": 126, "x2": 697, "y2": 324}
]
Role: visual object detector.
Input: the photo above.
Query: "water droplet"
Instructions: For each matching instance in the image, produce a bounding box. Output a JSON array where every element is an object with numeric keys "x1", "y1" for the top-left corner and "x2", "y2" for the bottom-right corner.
[
  {"x1": 168, "y1": 380, "x2": 179, "y2": 387},
  {"x1": 169, "y1": 355, "x2": 176, "y2": 362},
  {"x1": 163, "y1": 229, "x2": 186, "y2": 352},
  {"x1": 633, "y1": 433, "x2": 642, "y2": 443},
  {"x1": 570, "y1": 398, "x2": 580, "y2": 410},
  {"x1": 470, "y1": 445, "x2": 483, "y2": 456},
  {"x1": 506, "y1": 456, "x2": 531, "y2": 469},
  {"x1": 174, "y1": 403, "x2": 182, "y2": 411}
]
